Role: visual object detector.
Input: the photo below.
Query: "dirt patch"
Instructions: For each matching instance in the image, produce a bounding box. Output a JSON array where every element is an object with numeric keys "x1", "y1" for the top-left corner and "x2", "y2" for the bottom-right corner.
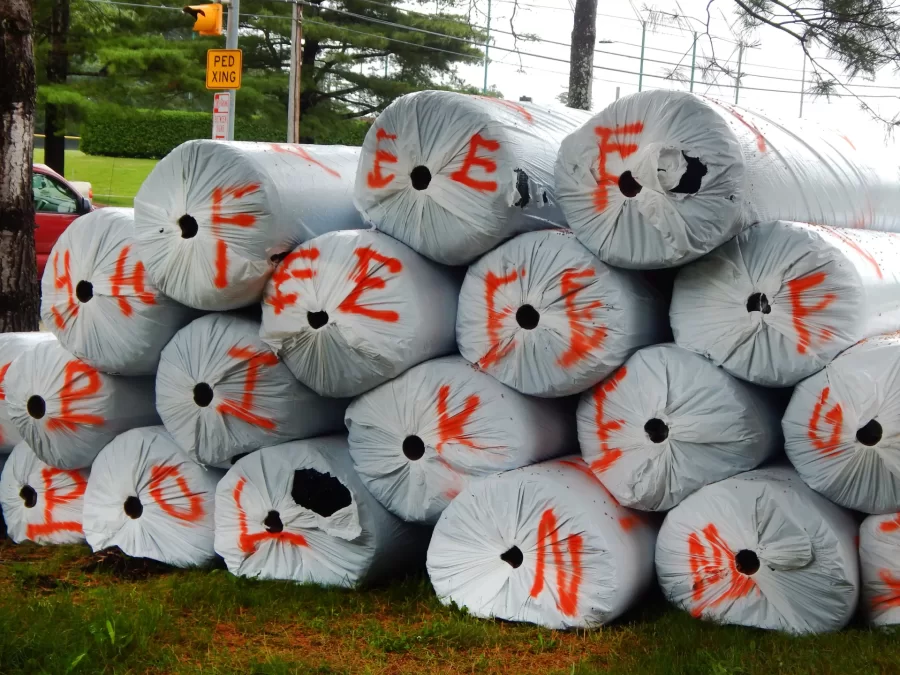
[{"x1": 81, "y1": 548, "x2": 175, "y2": 580}]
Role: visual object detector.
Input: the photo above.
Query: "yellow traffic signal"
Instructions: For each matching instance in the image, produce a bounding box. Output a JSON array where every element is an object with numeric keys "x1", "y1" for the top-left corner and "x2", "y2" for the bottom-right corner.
[{"x1": 183, "y1": 4, "x2": 223, "y2": 36}]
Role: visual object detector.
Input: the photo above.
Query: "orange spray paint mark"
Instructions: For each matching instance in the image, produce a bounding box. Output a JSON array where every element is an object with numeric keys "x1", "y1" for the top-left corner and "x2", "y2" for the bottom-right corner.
[
  {"x1": 266, "y1": 248, "x2": 319, "y2": 315},
  {"x1": 841, "y1": 135, "x2": 856, "y2": 151},
  {"x1": 593, "y1": 123, "x2": 643, "y2": 213},
  {"x1": 46, "y1": 361, "x2": 104, "y2": 432},
  {"x1": 211, "y1": 183, "x2": 263, "y2": 289},
  {"x1": 873, "y1": 569, "x2": 900, "y2": 611},
  {"x1": 270, "y1": 144, "x2": 341, "y2": 178},
  {"x1": 435, "y1": 384, "x2": 482, "y2": 452},
  {"x1": 529, "y1": 508, "x2": 583, "y2": 617},
  {"x1": 110, "y1": 246, "x2": 156, "y2": 317},
  {"x1": 589, "y1": 368, "x2": 627, "y2": 474},
  {"x1": 337, "y1": 246, "x2": 403, "y2": 322},
  {"x1": 558, "y1": 458, "x2": 641, "y2": 531},
  {"x1": 216, "y1": 346, "x2": 280, "y2": 431},
  {"x1": 786, "y1": 272, "x2": 837, "y2": 355},
  {"x1": 826, "y1": 229, "x2": 882, "y2": 279},
  {"x1": 233, "y1": 476, "x2": 308, "y2": 555},
  {"x1": 478, "y1": 268, "x2": 522, "y2": 369},
  {"x1": 720, "y1": 104, "x2": 767, "y2": 153},
  {"x1": 51, "y1": 250, "x2": 78, "y2": 329},
  {"x1": 687, "y1": 523, "x2": 758, "y2": 618},
  {"x1": 807, "y1": 386, "x2": 844, "y2": 456},
  {"x1": 25, "y1": 468, "x2": 86, "y2": 539},
  {"x1": 557, "y1": 268, "x2": 607, "y2": 368},
  {"x1": 450, "y1": 133, "x2": 500, "y2": 192},
  {"x1": 366, "y1": 129, "x2": 398, "y2": 189},
  {"x1": 0, "y1": 362, "x2": 10, "y2": 402},
  {"x1": 880, "y1": 514, "x2": 900, "y2": 533},
  {"x1": 148, "y1": 465, "x2": 206, "y2": 522},
  {"x1": 476, "y1": 96, "x2": 534, "y2": 123}
]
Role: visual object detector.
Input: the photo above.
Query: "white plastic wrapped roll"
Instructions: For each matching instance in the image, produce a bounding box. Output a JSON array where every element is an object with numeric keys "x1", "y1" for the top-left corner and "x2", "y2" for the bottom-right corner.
[
  {"x1": 40, "y1": 208, "x2": 195, "y2": 375},
  {"x1": 656, "y1": 466, "x2": 859, "y2": 634},
  {"x1": 577, "y1": 344, "x2": 784, "y2": 511},
  {"x1": 0, "y1": 441, "x2": 89, "y2": 545},
  {"x1": 157, "y1": 313, "x2": 345, "y2": 467},
  {"x1": 354, "y1": 91, "x2": 592, "y2": 265},
  {"x1": 456, "y1": 229, "x2": 666, "y2": 397},
  {"x1": 782, "y1": 333, "x2": 900, "y2": 514},
  {"x1": 83, "y1": 426, "x2": 223, "y2": 567},
  {"x1": 671, "y1": 221, "x2": 900, "y2": 387},
  {"x1": 260, "y1": 229, "x2": 460, "y2": 398},
  {"x1": 345, "y1": 355, "x2": 574, "y2": 524},
  {"x1": 1, "y1": 332, "x2": 56, "y2": 452},
  {"x1": 134, "y1": 141, "x2": 362, "y2": 311},
  {"x1": 215, "y1": 436, "x2": 429, "y2": 586},
  {"x1": 859, "y1": 512, "x2": 900, "y2": 625},
  {"x1": 556, "y1": 91, "x2": 900, "y2": 268},
  {"x1": 427, "y1": 457, "x2": 657, "y2": 629},
  {"x1": 3, "y1": 340, "x2": 159, "y2": 469}
]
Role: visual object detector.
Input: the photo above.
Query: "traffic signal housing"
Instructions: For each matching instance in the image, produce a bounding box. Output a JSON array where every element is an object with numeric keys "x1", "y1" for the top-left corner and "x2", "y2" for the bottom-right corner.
[{"x1": 183, "y1": 4, "x2": 223, "y2": 36}]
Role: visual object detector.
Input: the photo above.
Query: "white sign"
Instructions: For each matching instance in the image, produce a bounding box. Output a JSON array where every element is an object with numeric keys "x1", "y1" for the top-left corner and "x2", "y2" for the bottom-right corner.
[{"x1": 212, "y1": 92, "x2": 230, "y2": 140}]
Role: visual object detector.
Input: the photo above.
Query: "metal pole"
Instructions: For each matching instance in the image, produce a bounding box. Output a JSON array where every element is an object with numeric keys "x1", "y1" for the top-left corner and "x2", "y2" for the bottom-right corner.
[
  {"x1": 225, "y1": 0, "x2": 239, "y2": 141},
  {"x1": 799, "y1": 52, "x2": 807, "y2": 118},
  {"x1": 734, "y1": 43, "x2": 743, "y2": 104},
  {"x1": 287, "y1": 1, "x2": 301, "y2": 142},
  {"x1": 638, "y1": 21, "x2": 646, "y2": 92},
  {"x1": 384, "y1": 54, "x2": 388, "y2": 77},
  {"x1": 482, "y1": 0, "x2": 491, "y2": 93},
  {"x1": 615, "y1": 86, "x2": 620, "y2": 100},
  {"x1": 689, "y1": 31, "x2": 697, "y2": 93}
]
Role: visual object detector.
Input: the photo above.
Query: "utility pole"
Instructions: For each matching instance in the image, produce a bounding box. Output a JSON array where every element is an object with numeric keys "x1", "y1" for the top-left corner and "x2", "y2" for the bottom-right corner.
[
  {"x1": 287, "y1": 0, "x2": 303, "y2": 142},
  {"x1": 225, "y1": 0, "x2": 239, "y2": 140},
  {"x1": 689, "y1": 32, "x2": 697, "y2": 93},
  {"x1": 734, "y1": 44, "x2": 743, "y2": 104},
  {"x1": 482, "y1": 0, "x2": 491, "y2": 93},
  {"x1": 799, "y1": 53, "x2": 807, "y2": 118},
  {"x1": 637, "y1": 21, "x2": 646, "y2": 92}
]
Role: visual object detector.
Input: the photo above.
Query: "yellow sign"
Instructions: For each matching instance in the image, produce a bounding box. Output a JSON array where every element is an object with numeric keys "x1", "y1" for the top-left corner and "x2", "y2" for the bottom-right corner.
[{"x1": 206, "y1": 49, "x2": 242, "y2": 90}]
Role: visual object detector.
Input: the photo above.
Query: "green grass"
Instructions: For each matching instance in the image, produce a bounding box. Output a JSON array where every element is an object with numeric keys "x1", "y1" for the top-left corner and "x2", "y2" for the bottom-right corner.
[
  {"x1": 0, "y1": 542, "x2": 898, "y2": 674},
  {"x1": 32, "y1": 149, "x2": 158, "y2": 208}
]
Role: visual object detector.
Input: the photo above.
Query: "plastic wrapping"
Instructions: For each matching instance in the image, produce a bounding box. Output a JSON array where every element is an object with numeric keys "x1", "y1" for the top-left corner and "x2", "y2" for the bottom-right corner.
[
  {"x1": 4, "y1": 340, "x2": 159, "y2": 469},
  {"x1": 859, "y1": 512, "x2": 900, "y2": 626},
  {"x1": 260, "y1": 229, "x2": 460, "y2": 398},
  {"x1": 354, "y1": 91, "x2": 592, "y2": 265},
  {"x1": 83, "y1": 426, "x2": 223, "y2": 567},
  {"x1": 345, "y1": 355, "x2": 574, "y2": 524},
  {"x1": 782, "y1": 332, "x2": 900, "y2": 514},
  {"x1": 656, "y1": 466, "x2": 859, "y2": 634},
  {"x1": 215, "y1": 436, "x2": 429, "y2": 586},
  {"x1": 0, "y1": 332, "x2": 57, "y2": 452},
  {"x1": 456, "y1": 229, "x2": 666, "y2": 397},
  {"x1": 134, "y1": 141, "x2": 362, "y2": 310},
  {"x1": 578, "y1": 344, "x2": 784, "y2": 511},
  {"x1": 556, "y1": 90, "x2": 900, "y2": 268},
  {"x1": 156, "y1": 313, "x2": 345, "y2": 467},
  {"x1": 671, "y1": 221, "x2": 900, "y2": 386},
  {"x1": 40, "y1": 208, "x2": 195, "y2": 375},
  {"x1": 0, "y1": 441, "x2": 89, "y2": 545},
  {"x1": 427, "y1": 456, "x2": 657, "y2": 629}
]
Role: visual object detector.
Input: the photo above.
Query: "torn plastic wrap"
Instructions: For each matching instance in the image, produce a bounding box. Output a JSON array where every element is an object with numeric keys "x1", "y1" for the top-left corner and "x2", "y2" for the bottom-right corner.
[
  {"x1": 157, "y1": 313, "x2": 345, "y2": 467},
  {"x1": 83, "y1": 426, "x2": 223, "y2": 567},
  {"x1": 215, "y1": 436, "x2": 430, "y2": 586},
  {"x1": 655, "y1": 465, "x2": 859, "y2": 634},
  {"x1": 577, "y1": 344, "x2": 785, "y2": 512},
  {"x1": 260, "y1": 229, "x2": 461, "y2": 398},
  {"x1": 40, "y1": 208, "x2": 195, "y2": 375},
  {"x1": 134, "y1": 141, "x2": 362, "y2": 311},
  {"x1": 555, "y1": 91, "x2": 900, "y2": 269},
  {"x1": 671, "y1": 221, "x2": 900, "y2": 387},
  {"x1": 0, "y1": 332, "x2": 57, "y2": 452},
  {"x1": 782, "y1": 332, "x2": 900, "y2": 514},
  {"x1": 354, "y1": 91, "x2": 592, "y2": 265},
  {"x1": 0, "y1": 441, "x2": 89, "y2": 545},
  {"x1": 859, "y1": 512, "x2": 900, "y2": 626},
  {"x1": 456, "y1": 229, "x2": 666, "y2": 397},
  {"x1": 427, "y1": 457, "x2": 657, "y2": 629},
  {"x1": 345, "y1": 355, "x2": 574, "y2": 524},
  {"x1": 3, "y1": 340, "x2": 159, "y2": 469}
]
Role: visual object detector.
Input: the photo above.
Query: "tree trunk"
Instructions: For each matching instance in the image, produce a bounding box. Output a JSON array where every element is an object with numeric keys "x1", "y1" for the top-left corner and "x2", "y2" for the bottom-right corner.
[
  {"x1": 44, "y1": 0, "x2": 70, "y2": 175},
  {"x1": 568, "y1": 0, "x2": 597, "y2": 110},
  {"x1": 0, "y1": 0, "x2": 40, "y2": 332}
]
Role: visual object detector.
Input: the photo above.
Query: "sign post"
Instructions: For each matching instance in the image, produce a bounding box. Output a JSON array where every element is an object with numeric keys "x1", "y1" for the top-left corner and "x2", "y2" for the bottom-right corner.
[{"x1": 212, "y1": 92, "x2": 230, "y2": 140}]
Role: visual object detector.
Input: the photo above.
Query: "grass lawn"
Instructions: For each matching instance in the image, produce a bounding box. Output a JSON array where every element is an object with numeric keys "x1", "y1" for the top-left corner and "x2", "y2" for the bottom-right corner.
[
  {"x1": 0, "y1": 541, "x2": 897, "y2": 675},
  {"x1": 32, "y1": 149, "x2": 158, "y2": 208}
]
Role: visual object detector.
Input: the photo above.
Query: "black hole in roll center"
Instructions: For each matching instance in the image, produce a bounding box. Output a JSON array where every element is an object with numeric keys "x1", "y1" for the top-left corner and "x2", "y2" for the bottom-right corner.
[
  {"x1": 75, "y1": 280, "x2": 93, "y2": 303},
  {"x1": 618, "y1": 171, "x2": 643, "y2": 198},
  {"x1": 735, "y1": 549, "x2": 760, "y2": 575},
  {"x1": 264, "y1": 510, "x2": 284, "y2": 533},
  {"x1": 746, "y1": 292, "x2": 771, "y2": 314},
  {"x1": 178, "y1": 214, "x2": 199, "y2": 239},
  {"x1": 27, "y1": 396, "x2": 46, "y2": 419},
  {"x1": 193, "y1": 383, "x2": 214, "y2": 407},
  {"x1": 516, "y1": 304, "x2": 540, "y2": 330},
  {"x1": 645, "y1": 418, "x2": 669, "y2": 443},
  {"x1": 292, "y1": 468, "x2": 352, "y2": 517},
  {"x1": 857, "y1": 419, "x2": 883, "y2": 446},
  {"x1": 410, "y1": 165, "x2": 432, "y2": 191},
  {"x1": 500, "y1": 546, "x2": 523, "y2": 569},
  {"x1": 402, "y1": 435, "x2": 426, "y2": 461},
  {"x1": 307, "y1": 311, "x2": 329, "y2": 329},
  {"x1": 19, "y1": 485, "x2": 37, "y2": 509},
  {"x1": 670, "y1": 152, "x2": 708, "y2": 194},
  {"x1": 124, "y1": 496, "x2": 143, "y2": 519}
]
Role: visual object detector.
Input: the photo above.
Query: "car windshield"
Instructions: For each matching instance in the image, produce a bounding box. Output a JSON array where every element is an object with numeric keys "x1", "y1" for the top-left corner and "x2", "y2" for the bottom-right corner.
[{"x1": 33, "y1": 173, "x2": 77, "y2": 214}]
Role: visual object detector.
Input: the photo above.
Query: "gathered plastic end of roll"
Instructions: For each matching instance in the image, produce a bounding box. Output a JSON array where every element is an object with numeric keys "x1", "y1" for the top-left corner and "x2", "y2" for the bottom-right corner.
[
  {"x1": 292, "y1": 468, "x2": 353, "y2": 517},
  {"x1": 410, "y1": 165, "x2": 432, "y2": 191},
  {"x1": 735, "y1": 549, "x2": 760, "y2": 576},
  {"x1": 307, "y1": 311, "x2": 329, "y2": 330},
  {"x1": 124, "y1": 496, "x2": 143, "y2": 519},
  {"x1": 178, "y1": 214, "x2": 199, "y2": 239},
  {"x1": 618, "y1": 171, "x2": 643, "y2": 198},
  {"x1": 19, "y1": 485, "x2": 37, "y2": 509},
  {"x1": 670, "y1": 152, "x2": 707, "y2": 194},
  {"x1": 75, "y1": 280, "x2": 94, "y2": 303},
  {"x1": 193, "y1": 383, "x2": 214, "y2": 407},
  {"x1": 27, "y1": 395, "x2": 46, "y2": 420},
  {"x1": 402, "y1": 435, "x2": 426, "y2": 461},
  {"x1": 644, "y1": 418, "x2": 669, "y2": 443},
  {"x1": 746, "y1": 292, "x2": 771, "y2": 315},
  {"x1": 264, "y1": 510, "x2": 284, "y2": 534},
  {"x1": 516, "y1": 304, "x2": 540, "y2": 330},
  {"x1": 500, "y1": 545, "x2": 523, "y2": 569},
  {"x1": 856, "y1": 419, "x2": 883, "y2": 446}
]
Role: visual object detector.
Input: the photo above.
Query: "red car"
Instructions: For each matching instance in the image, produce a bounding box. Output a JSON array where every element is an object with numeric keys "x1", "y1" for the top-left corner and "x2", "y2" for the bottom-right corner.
[{"x1": 33, "y1": 163, "x2": 94, "y2": 278}]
